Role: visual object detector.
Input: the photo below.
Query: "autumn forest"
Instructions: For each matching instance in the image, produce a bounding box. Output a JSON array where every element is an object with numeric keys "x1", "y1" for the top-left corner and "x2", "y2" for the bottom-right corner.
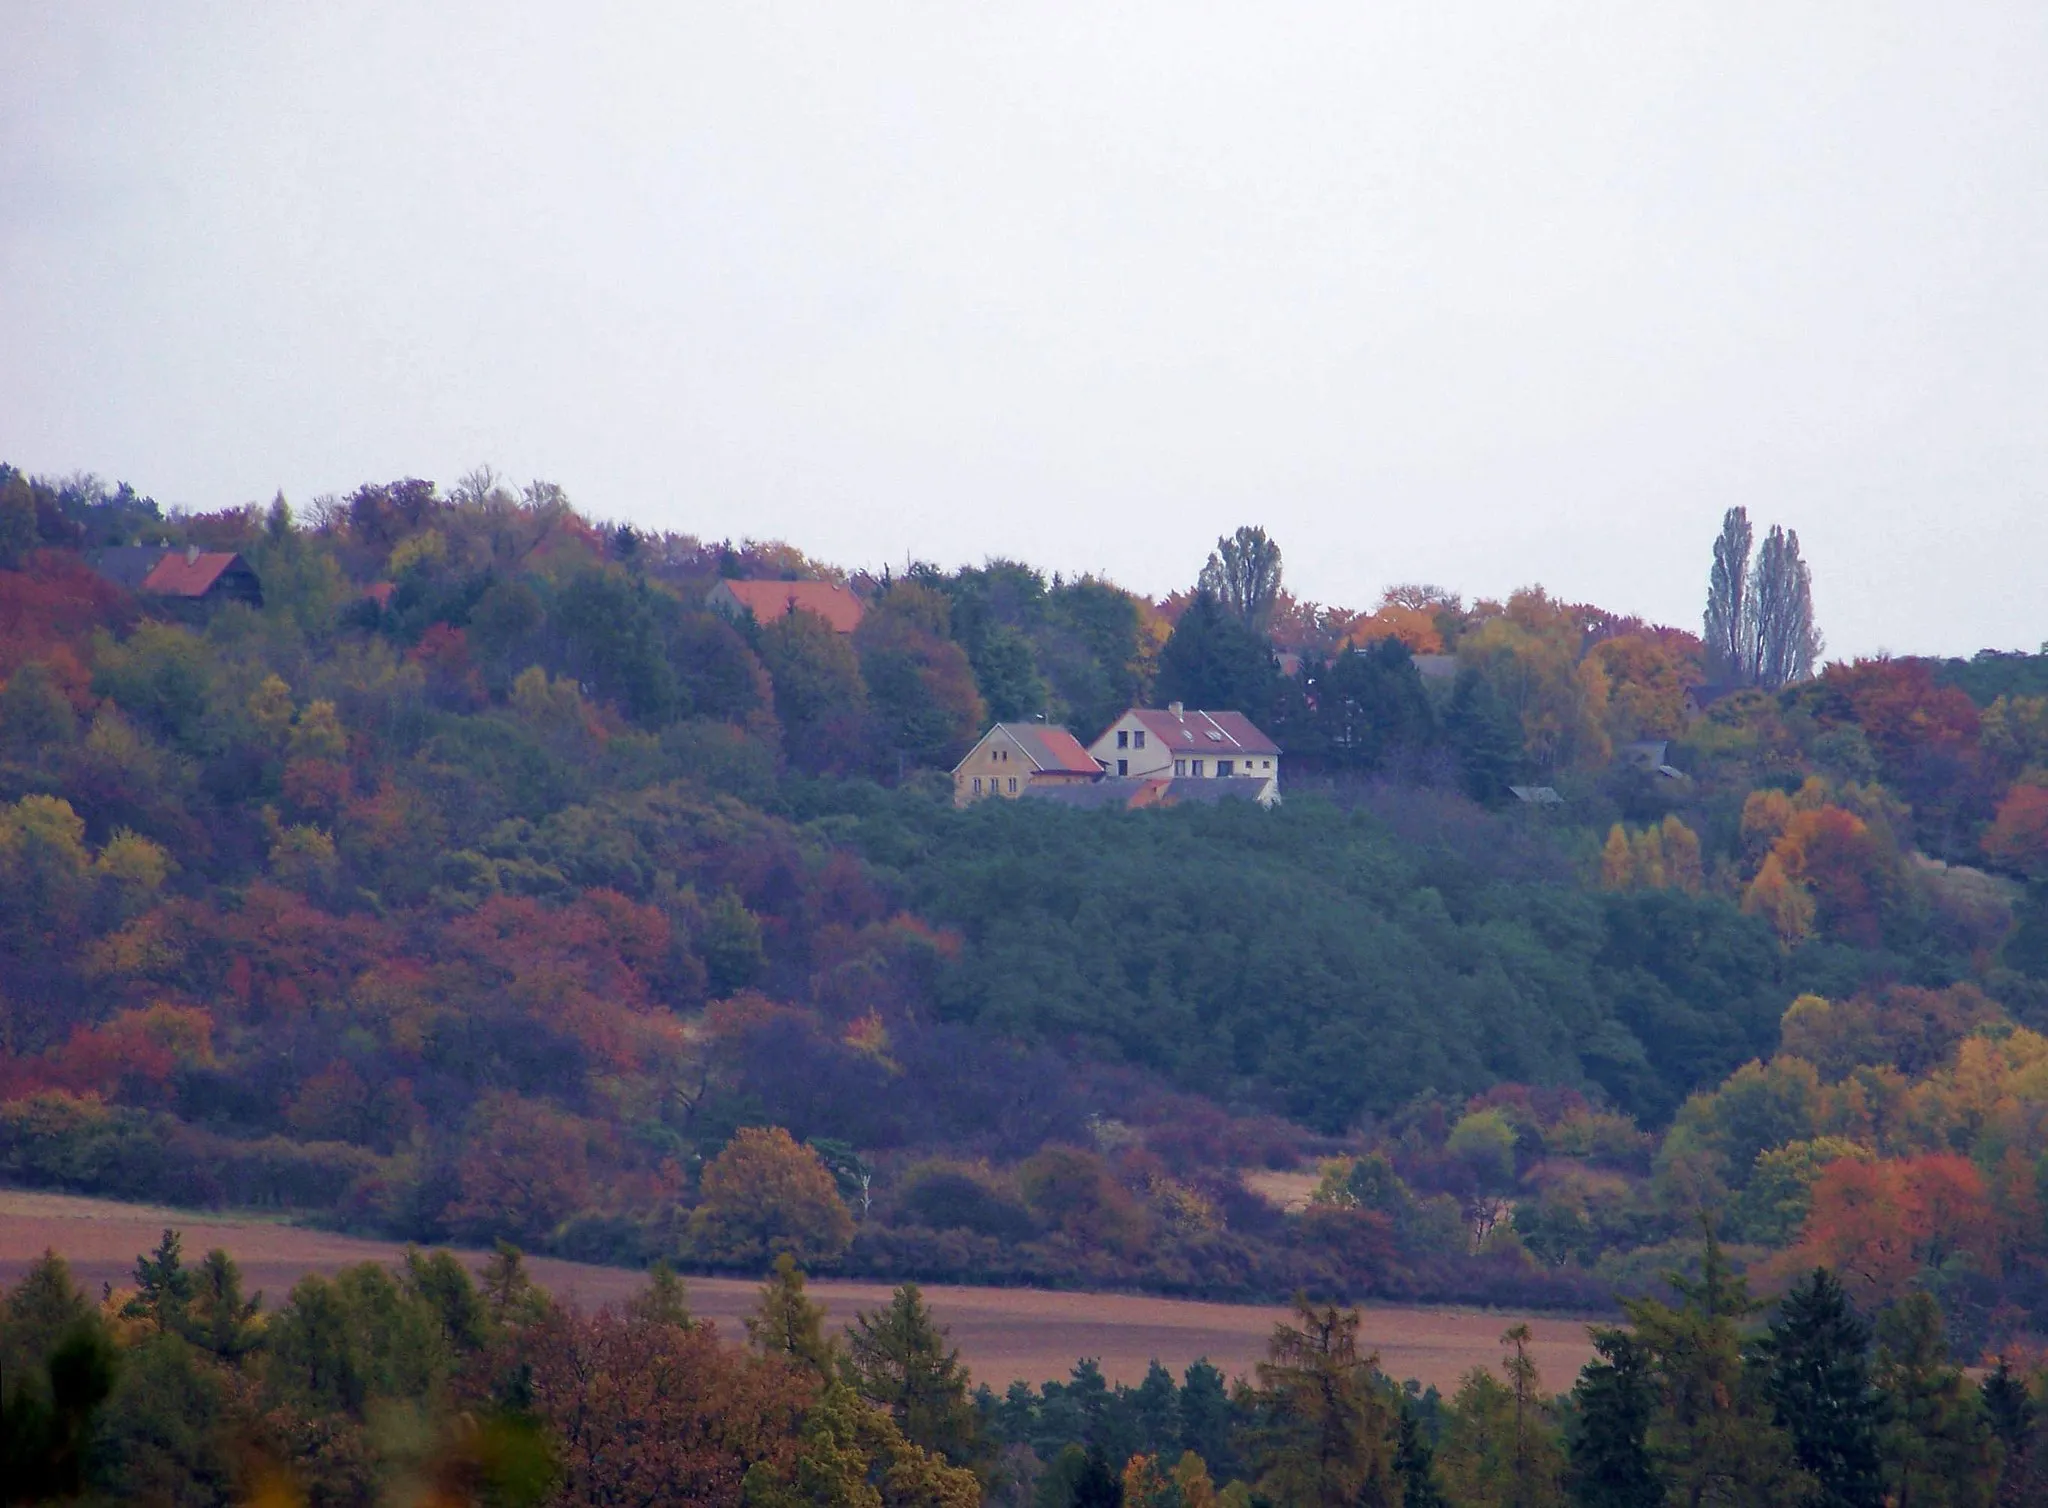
[{"x1": 4, "y1": 462, "x2": 2048, "y2": 1505}]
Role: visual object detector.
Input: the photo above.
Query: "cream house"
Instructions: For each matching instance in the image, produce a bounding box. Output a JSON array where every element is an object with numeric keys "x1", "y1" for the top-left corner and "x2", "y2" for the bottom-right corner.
[
  {"x1": 1087, "y1": 704, "x2": 1281, "y2": 803},
  {"x1": 952, "y1": 722, "x2": 1102, "y2": 806}
]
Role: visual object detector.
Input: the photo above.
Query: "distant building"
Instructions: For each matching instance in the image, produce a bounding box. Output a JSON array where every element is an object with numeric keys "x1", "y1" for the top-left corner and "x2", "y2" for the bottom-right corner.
[
  {"x1": 1411, "y1": 653, "x2": 1460, "y2": 683},
  {"x1": 88, "y1": 546, "x2": 263, "y2": 608},
  {"x1": 1087, "y1": 704, "x2": 1280, "y2": 805},
  {"x1": 706, "y1": 578, "x2": 865, "y2": 634},
  {"x1": 1509, "y1": 785, "x2": 1564, "y2": 806},
  {"x1": 953, "y1": 722, "x2": 1101, "y2": 806}
]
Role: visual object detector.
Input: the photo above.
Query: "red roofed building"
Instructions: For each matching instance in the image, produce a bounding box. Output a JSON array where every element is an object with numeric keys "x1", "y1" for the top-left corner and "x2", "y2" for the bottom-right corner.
[
  {"x1": 88, "y1": 546, "x2": 263, "y2": 608},
  {"x1": 1087, "y1": 703, "x2": 1281, "y2": 805},
  {"x1": 952, "y1": 721, "x2": 1103, "y2": 806},
  {"x1": 706, "y1": 578, "x2": 865, "y2": 634}
]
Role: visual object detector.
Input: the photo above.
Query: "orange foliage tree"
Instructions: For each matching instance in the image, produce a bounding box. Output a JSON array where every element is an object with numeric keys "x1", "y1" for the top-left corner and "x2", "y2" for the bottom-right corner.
[
  {"x1": 1786, "y1": 1154, "x2": 1997, "y2": 1304},
  {"x1": 688, "y1": 1126, "x2": 855, "y2": 1266}
]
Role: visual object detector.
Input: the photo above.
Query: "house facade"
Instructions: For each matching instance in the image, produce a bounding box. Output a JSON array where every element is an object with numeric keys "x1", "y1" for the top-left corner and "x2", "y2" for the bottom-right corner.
[
  {"x1": 1086, "y1": 704, "x2": 1281, "y2": 803},
  {"x1": 952, "y1": 722, "x2": 1101, "y2": 806},
  {"x1": 705, "y1": 578, "x2": 865, "y2": 634}
]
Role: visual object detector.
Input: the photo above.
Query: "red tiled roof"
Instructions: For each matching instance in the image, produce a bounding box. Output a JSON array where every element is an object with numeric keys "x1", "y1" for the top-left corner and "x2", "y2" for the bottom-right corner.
[
  {"x1": 714, "y1": 579, "x2": 865, "y2": 633},
  {"x1": 139, "y1": 551, "x2": 238, "y2": 597},
  {"x1": 1004, "y1": 724, "x2": 1100, "y2": 775},
  {"x1": 1127, "y1": 707, "x2": 1281, "y2": 756}
]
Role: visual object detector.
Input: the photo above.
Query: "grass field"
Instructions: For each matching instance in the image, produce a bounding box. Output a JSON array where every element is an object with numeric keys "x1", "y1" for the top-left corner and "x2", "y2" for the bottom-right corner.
[{"x1": 0, "y1": 1189, "x2": 1598, "y2": 1390}]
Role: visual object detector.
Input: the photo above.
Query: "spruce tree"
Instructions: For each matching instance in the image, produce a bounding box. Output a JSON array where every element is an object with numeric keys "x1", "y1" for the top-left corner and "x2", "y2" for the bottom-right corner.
[
  {"x1": 1567, "y1": 1328, "x2": 1660, "y2": 1508},
  {"x1": 1755, "y1": 1268, "x2": 1883, "y2": 1508}
]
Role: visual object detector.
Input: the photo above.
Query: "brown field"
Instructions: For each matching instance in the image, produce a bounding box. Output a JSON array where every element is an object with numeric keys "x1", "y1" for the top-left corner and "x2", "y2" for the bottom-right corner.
[{"x1": 0, "y1": 1189, "x2": 1598, "y2": 1390}]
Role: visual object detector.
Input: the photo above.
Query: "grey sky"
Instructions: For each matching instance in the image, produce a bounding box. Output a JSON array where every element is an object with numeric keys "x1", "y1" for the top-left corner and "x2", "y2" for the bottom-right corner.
[{"x1": 5, "y1": 3, "x2": 2045, "y2": 658}]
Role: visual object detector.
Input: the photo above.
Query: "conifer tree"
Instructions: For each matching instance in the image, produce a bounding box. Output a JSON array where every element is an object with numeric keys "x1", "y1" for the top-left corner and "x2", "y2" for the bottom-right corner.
[
  {"x1": 1246, "y1": 1299, "x2": 1401, "y2": 1508},
  {"x1": 844, "y1": 1282, "x2": 984, "y2": 1473},
  {"x1": 123, "y1": 1229, "x2": 195, "y2": 1334},
  {"x1": 1873, "y1": 1293, "x2": 1996, "y2": 1508},
  {"x1": 1566, "y1": 1328, "x2": 1660, "y2": 1508},
  {"x1": 746, "y1": 1252, "x2": 837, "y2": 1376},
  {"x1": 1754, "y1": 1268, "x2": 1882, "y2": 1508},
  {"x1": 1622, "y1": 1232, "x2": 1808, "y2": 1507}
]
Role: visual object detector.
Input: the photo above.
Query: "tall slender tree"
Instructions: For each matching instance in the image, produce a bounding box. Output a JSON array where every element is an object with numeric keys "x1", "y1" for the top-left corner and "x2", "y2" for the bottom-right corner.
[
  {"x1": 1566, "y1": 1328, "x2": 1660, "y2": 1508},
  {"x1": 1704, "y1": 506, "x2": 1753, "y2": 685},
  {"x1": 1246, "y1": 1299, "x2": 1402, "y2": 1508},
  {"x1": 1747, "y1": 525, "x2": 1821, "y2": 689}
]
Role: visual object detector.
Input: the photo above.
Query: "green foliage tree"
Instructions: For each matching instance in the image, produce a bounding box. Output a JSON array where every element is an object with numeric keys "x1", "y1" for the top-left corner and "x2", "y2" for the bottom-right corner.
[
  {"x1": 1154, "y1": 592, "x2": 1278, "y2": 719},
  {"x1": 1753, "y1": 1268, "x2": 1883, "y2": 1508},
  {"x1": 1873, "y1": 1292, "x2": 1997, "y2": 1508},
  {"x1": 1197, "y1": 526, "x2": 1284, "y2": 634}
]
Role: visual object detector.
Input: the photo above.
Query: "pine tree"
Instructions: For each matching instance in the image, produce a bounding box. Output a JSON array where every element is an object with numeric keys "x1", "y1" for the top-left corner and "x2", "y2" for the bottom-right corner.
[
  {"x1": 1179, "y1": 1359, "x2": 1238, "y2": 1482},
  {"x1": 1754, "y1": 1268, "x2": 1883, "y2": 1508},
  {"x1": 1980, "y1": 1358, "x2": 2035, "y2": 1507},
  {"x1": 1567, "y1": 1328, "x2": 1660, "y2": 1508},
  {"x1": 625, "y1": 1260, "x2": 692, "y2": 1330},
  {"x1": 123, "y1": 1228, "x2": 195, "y2": 1334},
  {"x1": 1395, "y1": 1398, "x2": 1449, "y2": 1508},
  {"x1": 184, "y1": 1249, "x2": 262, "y2": 1361}
]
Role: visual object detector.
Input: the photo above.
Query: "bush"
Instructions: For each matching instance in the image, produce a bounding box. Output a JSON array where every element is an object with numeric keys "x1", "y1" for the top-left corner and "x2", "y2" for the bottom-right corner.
[{"x1": 892, "y1": 1162, "x2": 1038, "y2": 1242}]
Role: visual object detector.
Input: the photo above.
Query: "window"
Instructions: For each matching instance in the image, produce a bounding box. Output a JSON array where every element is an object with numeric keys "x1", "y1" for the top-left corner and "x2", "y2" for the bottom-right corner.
[
  {"x1": 1116, "y1": 730, "x2": 1128, "y2": 748},
  {"x1": 1192, "y1": 759, "x2": 1204, "y2": 776},
  {"x1": 1132, "y1": 730, "x2": 1146, "y2": 749},
  {"x1": 1218, "y1": 759, "x2": 1234, "y2": 776},
  {"x1": 1263, "y1": 759, "x2": 1271, "y2": 769},
  {"x1": 972, "y1": 777, "x2": 982, "y2": 794},
  {"x1": 1117, "y1": 758, "x2": 1128, "y2": 775},
  {"x1": 1009, "y1": 777, "x2": 1017, "y2": 793},
  {"x1": 1174, "y1": 759, "x2": 1185, "y2": 776}
]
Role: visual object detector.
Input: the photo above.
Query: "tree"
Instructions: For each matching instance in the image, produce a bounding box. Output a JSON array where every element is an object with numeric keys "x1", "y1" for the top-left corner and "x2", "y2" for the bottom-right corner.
[
  {"x1": 844, "y1": 1284, "x2": 983, "y2": 1473},
  {"x1": 1566, "y1": 1328, "x2": 1659, "y2": 1508},
  {"x1": 758, "y1": 608, "x2": 871, "y2": 776},
  {"x1": 1437, "y1": 1326, "x2": 1565, "y2": 1508},
  {"x1": 1621, "y1": 1233, "x2": 1807, "y2": 1507},
  {"x1": 690, "y1": 1126, "x2": 856, "y2": 1266},
  {"x1": 123, "y1": 1228, "x2": 196, "y2": 1335},
  {"x1": 1873, "y1": 1292, "x2": 1997, "y2": 1508},
  {"x1": 1754, "y1": 1268, "x2": 1883, "y2": 1508},
  {"x1": 1705, "y1": 506, "x2": 1753, "y2": 685},
  {"x1": 1154, "y1": 591, "x2": 1278, "y2": 718},
  {"x1": 856, "y1": 583, "x2": 986, "y2": 773},
  {"x1": 1747, "y1": 525, "x2": 1821, "y2": 690},
  {"x1": 0, "y1": 662, "x2": 78, "y2": 755},
  {"x1": 1245, "y1": 1299, "x2": 1401, "y2": 1508},
  {"x1": 746, "y1": 1253, "x2": 837, "y2": 1375},
  {"x1": 1197, "y1": 526, "x2": 1283, "y2": 633}
]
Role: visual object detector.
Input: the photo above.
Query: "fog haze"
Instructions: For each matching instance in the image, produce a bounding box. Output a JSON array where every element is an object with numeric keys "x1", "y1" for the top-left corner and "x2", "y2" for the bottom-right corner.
[{"x1": 5, "y1": 3, "x2": 2045, "y2": 656}]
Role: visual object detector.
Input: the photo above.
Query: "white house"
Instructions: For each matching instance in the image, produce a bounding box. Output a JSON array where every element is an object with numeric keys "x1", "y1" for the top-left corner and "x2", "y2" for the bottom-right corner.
[{"x1": 1087, "y1": 703, "x2": 1281, "y2": 803}]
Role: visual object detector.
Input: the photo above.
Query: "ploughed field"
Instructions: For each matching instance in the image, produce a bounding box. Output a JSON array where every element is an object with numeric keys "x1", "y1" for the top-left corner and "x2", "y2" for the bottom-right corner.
[{"x1": 0, "y1": 1189, "x2": 1597, "y2": 1390}]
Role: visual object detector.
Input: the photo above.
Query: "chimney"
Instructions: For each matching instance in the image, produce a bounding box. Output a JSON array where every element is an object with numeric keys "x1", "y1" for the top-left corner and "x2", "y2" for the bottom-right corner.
[
  {"x1": 185, "y1": 545, "x2": 199, "y2": 565},
  {"x1": 1168, "y1": 701, "x2": 1184, "y2": 719}
]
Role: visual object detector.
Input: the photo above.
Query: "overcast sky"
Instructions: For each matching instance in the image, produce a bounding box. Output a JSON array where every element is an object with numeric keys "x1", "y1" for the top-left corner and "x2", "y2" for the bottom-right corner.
[{"x1": 5, "y1": 4, "x2": 2045, "y2": 658}]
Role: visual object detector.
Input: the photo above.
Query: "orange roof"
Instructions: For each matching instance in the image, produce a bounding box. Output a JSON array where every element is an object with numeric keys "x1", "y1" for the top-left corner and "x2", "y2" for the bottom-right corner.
[
  {"x1": 714, "y1": 579, "x2": 865, "y2": 633},
  {"x1": 1127, "y1": 707, "x2": 1281, "y2": 756},
  {"x1": 139, "y1": 551, "x2": 239, "y2": 597}
]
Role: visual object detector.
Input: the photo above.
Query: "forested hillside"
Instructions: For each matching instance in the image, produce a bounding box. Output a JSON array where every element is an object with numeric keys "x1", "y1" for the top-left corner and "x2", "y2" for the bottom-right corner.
[{"x1": 3, "y1": 465, "x2": 2048, "y2": 1341}]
